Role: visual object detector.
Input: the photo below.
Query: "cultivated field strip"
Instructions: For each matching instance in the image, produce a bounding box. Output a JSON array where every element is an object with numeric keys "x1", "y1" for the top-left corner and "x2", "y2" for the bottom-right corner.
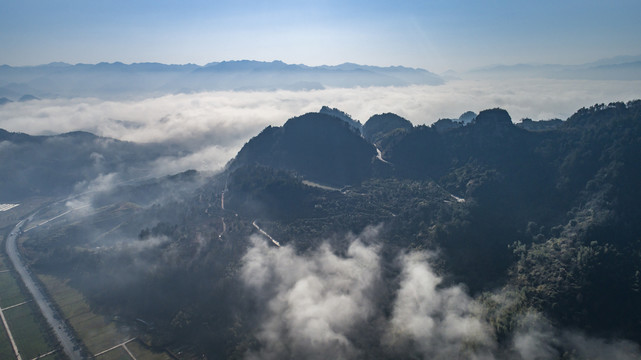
[
  {"x1": 38, "y1": 274, "x2": 171, "y2": 359},
  {"x1": 0, "y1": 254, "x2": 56, "y2": 360}
]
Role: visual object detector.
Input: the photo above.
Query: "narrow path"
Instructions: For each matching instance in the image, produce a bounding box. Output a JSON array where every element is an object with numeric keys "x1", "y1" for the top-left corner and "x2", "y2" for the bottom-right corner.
[
  {"x1": 122, "y1": 343, "x2": 137, "y2": 360},
  {"x1": 218, "y1": 189, "x2": 226, "y2": 239},
  {"x1": 302, "y1": 180, "x2": 340, "y2": 192},
  {"x1": 30, "y1": 348, "x2": 58, "y2": 360},
  {"x1": 219, "y1": 218, "x2": 226, "y2": 240},
  {"x1": 93, "y1": 337, "x2": 136, "y2": 357},
  {"x1": 0, "y1": 297, "x2": 22, "y2": 360},
  {"x1": 432, "y1": 181, "x2": 466, "y2": 203},
  {"x1": 1, "y1": 300, "x2": 32, "y2": 311},
  {"x1": 252, "y1": 220, "x2": 281, "y2": 247},
  {"x1": 23, "y1": 204, "x2": 89, "y2": 232}
]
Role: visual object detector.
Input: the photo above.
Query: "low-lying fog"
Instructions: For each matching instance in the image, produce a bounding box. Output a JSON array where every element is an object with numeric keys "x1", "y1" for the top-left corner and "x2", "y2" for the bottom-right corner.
[{"x1": 2, "y1": 78, "x2": 640, "y2": 175}]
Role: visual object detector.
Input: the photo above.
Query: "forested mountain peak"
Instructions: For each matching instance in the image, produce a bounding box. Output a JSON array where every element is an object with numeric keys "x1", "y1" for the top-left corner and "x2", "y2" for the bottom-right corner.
[
  {"x1": 231, "y1": 112, "x2": 376, "y2": 186},
  {"x1": 472, "y1": 108, "x2": 513, "y2": 127},
  {"x1": 362, "y1": 112, "x2": 413, "y2": 143},
  {"x1": 565, "y1": 100, "x2": 641, "y2": 127},
  {"x1": 319, "y1": 106, "x2": 362, "y2": 131}
]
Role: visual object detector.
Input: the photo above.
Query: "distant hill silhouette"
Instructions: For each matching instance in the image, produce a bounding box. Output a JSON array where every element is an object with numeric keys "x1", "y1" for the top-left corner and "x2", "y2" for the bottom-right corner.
[
  {"x1": 469, "y1": 55, "x2": 641, "y2": 80},
  {"x1": 0, "y1": 129, "x2": 180, "y2": 201},
  {"x1": 458, "y1": 111, "x2": 477, "y2": 124},
  {"x1": 0, "y1": 61, "x2": 444, "y2": 99},
  {"x1": 18, "y1": 94, "x2": 40, "y2": 102},
  {"x1": 431, "y1": 111, "x2": 477, "y2": 133},
  {"x1": 517, "y1": 118, "x2": 563, "y2": 131}
]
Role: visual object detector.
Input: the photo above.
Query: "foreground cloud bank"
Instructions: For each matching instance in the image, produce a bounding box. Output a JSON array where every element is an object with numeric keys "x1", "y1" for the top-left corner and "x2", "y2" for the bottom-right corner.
[
  {"x1": 1, "y1": 78, "x2": 640, "y2": 174},
  {"x1": 241, "y1": 227, "x2": 641, "y2": 360}
]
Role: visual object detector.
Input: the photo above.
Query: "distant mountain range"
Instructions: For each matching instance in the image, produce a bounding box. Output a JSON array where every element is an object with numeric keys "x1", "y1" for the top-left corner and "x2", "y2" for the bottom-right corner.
[
  {"x1": 2, "y1": 55, "x2": 638, "y2": 102},
  {"x1": 469, "y1": 54, "x2": 641, "y2": 80},
  {"x1": 0, "y1": 60, "x2": 443, "y2": 100}
]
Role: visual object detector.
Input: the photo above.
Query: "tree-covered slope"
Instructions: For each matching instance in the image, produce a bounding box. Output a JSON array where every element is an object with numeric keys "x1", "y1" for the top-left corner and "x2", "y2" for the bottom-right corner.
[
  {"x1": 13, "y1": 100, "x2": 641, "y2": 358},
  {"x1": 0, "y1": 129, "x2": 180, "y2": 201},
  {"x1": 231, "y1": 112, "x2": 377, "y2": 186}
]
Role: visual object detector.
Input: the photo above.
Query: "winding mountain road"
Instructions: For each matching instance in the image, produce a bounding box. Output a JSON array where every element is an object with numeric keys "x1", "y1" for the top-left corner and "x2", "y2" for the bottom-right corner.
[
  {"x1": 252, "y1": 220, "x2": 281, "y2": 247},
  {"x1": 219, "y1": 189, "x2": 227, "y2": 239},
  {"x1": 6, "y1": 217, "x2": 84, "y2": 360},
  {"x1": 375, "y1": 147, "x2": 391, "y2": 164}
]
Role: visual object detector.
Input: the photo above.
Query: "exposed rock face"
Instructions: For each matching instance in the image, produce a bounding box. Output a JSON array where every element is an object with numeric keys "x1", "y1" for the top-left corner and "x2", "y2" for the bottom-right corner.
[{"x1": 319, "y1": 106, "x2": 362, "y2": 132}]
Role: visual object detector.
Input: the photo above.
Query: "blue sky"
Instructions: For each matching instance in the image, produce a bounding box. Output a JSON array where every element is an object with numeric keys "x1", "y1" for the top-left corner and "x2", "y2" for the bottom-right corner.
[{"x1": 2, "y1": 0, "x2": 640, "y2": 72}]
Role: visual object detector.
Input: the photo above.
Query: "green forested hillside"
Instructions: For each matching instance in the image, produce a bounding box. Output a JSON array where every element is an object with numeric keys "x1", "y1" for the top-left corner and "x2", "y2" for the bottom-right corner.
[
  {"x1": 231, "y1": 112, "x2": 377, "y2": 186},
  {"x1": 0, "y1": 129, "x2": 181, "y2": 201},
  {"x1": 15, "y1": 100, "x2": 641, "y2": 359}
]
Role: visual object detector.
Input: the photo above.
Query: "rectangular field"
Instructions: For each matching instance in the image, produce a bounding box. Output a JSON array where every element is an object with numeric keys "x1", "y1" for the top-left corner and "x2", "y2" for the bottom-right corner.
[
  {"x1": 0, "y1": 253, "x2": 7, "y2": 271},
  {"x1": 3, "y1": 304, "x2": 53, "y2": 360},
  {"x1": 38, "y1": 274, "x2": 129, "y2": 355},
  {"x1": 37, "y1": 274, "x2": 172, "y2": 360},
  {"x1": 0, "y1": 323, "x2": 16, "y2": 360},
  {"x1": 0, "y1": 272, "x2": 27, "y2": 308},
  {"x1": 0, "y1": 251, "x2": 55, "y2": 360},
  {"x1": 126, "y1": 340, "x2": 173, "y2": 360},
  {"x1": 95, "y1": 346, "x2": 133, "y2": 360}
]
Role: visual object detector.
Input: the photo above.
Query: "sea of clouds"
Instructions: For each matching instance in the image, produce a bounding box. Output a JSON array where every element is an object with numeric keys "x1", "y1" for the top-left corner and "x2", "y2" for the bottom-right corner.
[{"x1": 1, "y1": 78, "x2": 640, "y2": 175}]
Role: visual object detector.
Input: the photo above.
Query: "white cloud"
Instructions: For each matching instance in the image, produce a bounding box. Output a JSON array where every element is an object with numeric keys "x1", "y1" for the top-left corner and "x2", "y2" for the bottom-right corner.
[
  {"x1": 240, "y1": 228, "x2": 641, "y2": 360},
  {"x1": 511, "y1": 313, "x2": 560, "y2": 360},
  {"x1": 241, "y1": 230, "x2": 381, "y2": 360},
  {"x1": 386, "y1": 251, "x2": 495, "y2": 359},
  {"x1": 240, "y1": 227, "x2": 495, "y2": 359},
  {"x1": 147, "y1": 144, "x2": 238, "y2": 175}
]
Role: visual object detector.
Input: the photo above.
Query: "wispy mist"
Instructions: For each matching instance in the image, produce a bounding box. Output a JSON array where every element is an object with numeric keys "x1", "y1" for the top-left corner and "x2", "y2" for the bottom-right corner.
[
  {"x1": 385, "y1": 251, "x2": 495, "y2": 359},
  {"x1": 241, "y1": 229, "x2": 381, "y2": 360},
  {"x1": 240, "y1": 227, "x2": 641, "y2": 360}
]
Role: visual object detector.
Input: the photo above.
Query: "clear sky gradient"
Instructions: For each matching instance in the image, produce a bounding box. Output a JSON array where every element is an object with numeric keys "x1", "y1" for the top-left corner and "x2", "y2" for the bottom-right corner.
[{"x1": 2, "y1": 0, "x2": 640, "y2": 72}]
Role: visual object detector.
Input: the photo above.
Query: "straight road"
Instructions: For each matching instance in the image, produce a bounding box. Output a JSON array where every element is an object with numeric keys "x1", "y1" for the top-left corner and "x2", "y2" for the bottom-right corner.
[{"x1": 5, "y1": 218, "x2": 84, "y2": 360}]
